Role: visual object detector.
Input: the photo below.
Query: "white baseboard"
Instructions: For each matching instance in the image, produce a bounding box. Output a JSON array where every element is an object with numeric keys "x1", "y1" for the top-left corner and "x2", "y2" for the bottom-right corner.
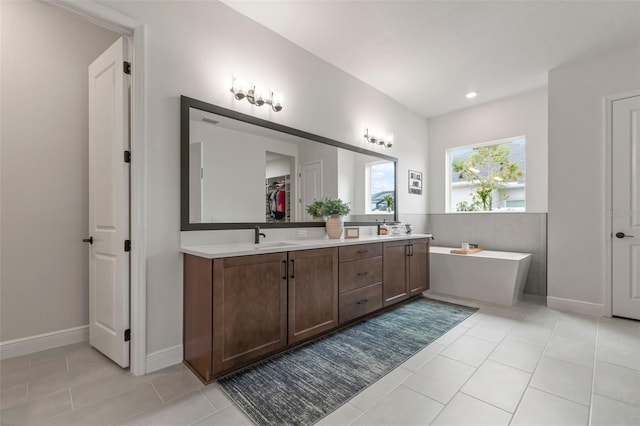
[
  {"x1": 146, "y1": 344, "x2": 183, "y2": 373},
  {"x1": 0, "y1": 325, "x2": 89, "y2": 360},
  {"x1": 546, "y1": 296, "x2": 605, "y2": 317}
]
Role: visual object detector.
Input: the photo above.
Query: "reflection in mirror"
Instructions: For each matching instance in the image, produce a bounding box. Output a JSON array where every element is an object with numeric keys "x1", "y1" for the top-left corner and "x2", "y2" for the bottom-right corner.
[{"x1": 182, "y1": 96, "x2": 397, "y2": 230}]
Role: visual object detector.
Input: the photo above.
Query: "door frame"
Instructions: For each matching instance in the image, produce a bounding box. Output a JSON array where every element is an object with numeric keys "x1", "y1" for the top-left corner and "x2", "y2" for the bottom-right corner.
[
  {"x1": 604, "y1": 89, "x2": 640, "y2": 318},
  {"x1": 299, "y1": 160, "x2": 323, "y2": 221},
  {"x1": 45, "y1": 0, "x2": 147, "y2": 375}
]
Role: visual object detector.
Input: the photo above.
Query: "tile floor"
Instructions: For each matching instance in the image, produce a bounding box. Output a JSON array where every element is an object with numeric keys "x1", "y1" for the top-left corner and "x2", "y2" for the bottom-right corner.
[{"x1": 1, "y1": 295, "x2": 639, "y2": 425}]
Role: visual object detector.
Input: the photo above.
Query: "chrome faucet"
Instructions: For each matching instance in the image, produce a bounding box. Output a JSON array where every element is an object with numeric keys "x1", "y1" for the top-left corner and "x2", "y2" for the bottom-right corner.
[{"x1": 254, "y1": 226, "x2": 266, "y2": 244}]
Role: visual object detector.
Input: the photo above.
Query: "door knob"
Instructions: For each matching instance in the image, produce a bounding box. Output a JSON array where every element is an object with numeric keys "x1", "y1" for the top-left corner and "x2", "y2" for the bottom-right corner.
[
  {"x1": 615, "y1": 232, "x2": 634, "y2": 239},
  {"x1": 82, "y1": 236, "x2": 93, "y2": 244}
]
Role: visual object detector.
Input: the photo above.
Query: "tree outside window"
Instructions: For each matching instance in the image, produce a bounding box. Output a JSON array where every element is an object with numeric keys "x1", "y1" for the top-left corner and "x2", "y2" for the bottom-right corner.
[{"x1": 448, "y1": 138, "x2": 525, "y2": 212}]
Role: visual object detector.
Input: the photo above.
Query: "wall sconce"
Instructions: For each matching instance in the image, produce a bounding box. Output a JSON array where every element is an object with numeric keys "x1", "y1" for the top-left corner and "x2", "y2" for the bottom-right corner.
[
  {"x1": 364, "y1": 128, "x2": 394, "y2": 148},
  {"x1": 231, "y1": 77, "x2": 283, "y2": 112}
]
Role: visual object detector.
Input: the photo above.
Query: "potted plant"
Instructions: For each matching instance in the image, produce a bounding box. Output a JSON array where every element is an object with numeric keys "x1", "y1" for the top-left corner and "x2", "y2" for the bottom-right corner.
[
  {"x1": 321, "y1": 198, "x2": 351, "y2": 239},
  {"x1": 305, "y1": 199, "x2": 326, "y2": 221},
  {"x1": 384, "y1": 194, "x2": 394, "y2": 212}
]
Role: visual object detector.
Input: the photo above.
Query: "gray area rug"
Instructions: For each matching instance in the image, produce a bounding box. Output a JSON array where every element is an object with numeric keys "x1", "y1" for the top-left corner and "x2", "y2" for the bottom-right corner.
[{"x1": 218, "y1": 297, "x2": 477, "y2": 426}]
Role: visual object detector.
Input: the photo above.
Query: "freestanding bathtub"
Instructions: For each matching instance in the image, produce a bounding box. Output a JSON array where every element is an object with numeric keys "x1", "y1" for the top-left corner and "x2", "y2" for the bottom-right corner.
[{"x1": 428, "y1": 246, "x2": 532, "y2": 306}]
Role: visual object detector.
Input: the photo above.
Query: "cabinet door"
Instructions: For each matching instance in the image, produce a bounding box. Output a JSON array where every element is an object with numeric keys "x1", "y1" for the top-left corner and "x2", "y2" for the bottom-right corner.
[
  {"x1": 288, "y1": 247, "x2": 339, "y2": 344},
  {"x1": 213, "y1": 252, "x2": 287, "y2": 376},
  {"x1": 409, "y1": 239, "x2": 429, "y2": 295},
  {"x1": 383, "y1": 241, "x2": 409, "y2": 306}
]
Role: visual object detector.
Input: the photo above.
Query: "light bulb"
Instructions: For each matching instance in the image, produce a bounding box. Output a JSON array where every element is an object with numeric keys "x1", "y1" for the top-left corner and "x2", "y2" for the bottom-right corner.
[
  {"x1": 232, "y1": 77, "x2": 248, "y2": 100},
  {"x1": 253, "y1": 84, "x2": 268, "y2": 106},
  {"x1": 271, "y1": 92, "x2": 283, "y2": 112}
]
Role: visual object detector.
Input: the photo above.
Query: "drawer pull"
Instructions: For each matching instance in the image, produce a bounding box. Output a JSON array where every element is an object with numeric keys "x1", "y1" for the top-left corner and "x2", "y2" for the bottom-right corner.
[
  {"x1": 356, "y1": 250, "x2": 368, "y2": 254},
  {"x1": 356, "y1": 299, "x2": 368, "y2": 305},
  {"x1": 356, "y1": 272, "x2": 368, "y2": 276},
  {"x1": 281, "y1": 260, "x2": 287, "y2": 280}
]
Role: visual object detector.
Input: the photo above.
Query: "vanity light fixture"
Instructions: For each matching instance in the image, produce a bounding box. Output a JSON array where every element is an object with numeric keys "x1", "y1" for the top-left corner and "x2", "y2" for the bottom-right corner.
[
  {"x1": 231, "y1": 77, "x2": 283, "y2": 112},
  {"x1": 465, "y1": 91, "x2": 478, "y2": 99},
  {"x1": 364, "y1": 128, "x2": 394, "y2": 148}
]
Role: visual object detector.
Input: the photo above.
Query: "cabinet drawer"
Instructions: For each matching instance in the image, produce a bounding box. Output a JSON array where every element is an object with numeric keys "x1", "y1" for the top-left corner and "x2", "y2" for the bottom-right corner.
[
  {"x1": 339, "y1": 283, "x2": 383, "y2": 324},
  {"x1": 339, "y1": 257, "x2": 382, "y2": 293},
  {"x1": 339, "y1": 243, "x2": 382, "y2": 262}
]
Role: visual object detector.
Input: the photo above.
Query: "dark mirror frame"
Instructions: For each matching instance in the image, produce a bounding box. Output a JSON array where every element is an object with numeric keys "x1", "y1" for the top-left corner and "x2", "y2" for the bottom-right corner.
[{"x1": 181, "y1": 95, "x2": 398, "y2": 231}]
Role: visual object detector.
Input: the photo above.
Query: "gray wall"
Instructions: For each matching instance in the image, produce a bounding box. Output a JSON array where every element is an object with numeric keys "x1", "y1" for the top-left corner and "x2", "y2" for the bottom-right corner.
[
  {"x1": 548, "y1": 44, "x2": 640, "y2": 310},
  {"x1": 86, "y1": 0, "x2": 430, "y2": 355},
  {"x1": 0, "y1": 1, "x2": 119, "y2": 341},
  {"x1": 428, "y1": 88, "x2": 548, "y2": 214},
  {"x1": 427, "y1": 213, "x2": 547, "y2": 297}
]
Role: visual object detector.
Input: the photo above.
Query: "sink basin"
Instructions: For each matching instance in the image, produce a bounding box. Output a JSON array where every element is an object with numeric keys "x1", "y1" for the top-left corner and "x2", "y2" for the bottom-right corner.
[{"x1": 254, "y1": 242, "x2": 298, "y2": 249}]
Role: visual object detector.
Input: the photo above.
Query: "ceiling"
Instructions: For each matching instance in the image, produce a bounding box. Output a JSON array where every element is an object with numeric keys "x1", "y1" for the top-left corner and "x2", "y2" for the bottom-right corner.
[{"x1": 222, "y1": 0, "x2": 640, "y2": 119}]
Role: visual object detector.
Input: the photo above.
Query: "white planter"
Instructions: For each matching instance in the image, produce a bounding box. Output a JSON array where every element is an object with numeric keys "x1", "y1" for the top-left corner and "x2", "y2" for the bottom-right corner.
[{"x1": 325, "y1": 215, "x2": 344, "y2": 239}]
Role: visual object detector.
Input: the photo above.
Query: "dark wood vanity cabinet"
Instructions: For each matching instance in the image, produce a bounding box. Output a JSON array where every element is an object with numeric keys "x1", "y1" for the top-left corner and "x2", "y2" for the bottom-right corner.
[
  {"x1": 408, "y1": 239, "x2": 430, "y2": 296},
  {"x1": 183, "y1": 254, "x2": 214, "y2": 381},
  {"x1": 338, "y1": 244, "x2": 383, "y2": 324},
  {"x1": 184, "y1": 248, "x2": 338, "y2": 382},
  {"x1": 212, "y1": 252, "x2": 288, "y2": 377},
  {"x1": 183, "y1": 237, "x2": 429, "y2": 383},
  {"x1": 383, "y1": 239, "x2": 430, "y2": 306},
  {"x1": 288, "y1": 247, "x2": 339, "y2": 345}
]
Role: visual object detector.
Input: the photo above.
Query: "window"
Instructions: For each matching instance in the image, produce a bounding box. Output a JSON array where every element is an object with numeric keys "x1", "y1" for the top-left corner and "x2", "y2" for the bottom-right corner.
[
  {"x1": 368, "y1": 161, "x2": 395, "y2": 213},
  {"x1": 447, "y1": 137, "x2": 525, "y2": 212}
]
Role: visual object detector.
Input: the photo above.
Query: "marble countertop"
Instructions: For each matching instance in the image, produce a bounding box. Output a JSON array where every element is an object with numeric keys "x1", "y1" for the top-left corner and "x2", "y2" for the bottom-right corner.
[{"x1": 181, "y1": 233, "x2": 433, "y2": 259}]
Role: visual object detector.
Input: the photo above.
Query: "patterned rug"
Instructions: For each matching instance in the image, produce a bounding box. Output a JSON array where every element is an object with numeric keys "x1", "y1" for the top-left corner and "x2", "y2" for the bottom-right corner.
[{"x1": 218, "y1": 297, "x2": 477, "y2": 426}]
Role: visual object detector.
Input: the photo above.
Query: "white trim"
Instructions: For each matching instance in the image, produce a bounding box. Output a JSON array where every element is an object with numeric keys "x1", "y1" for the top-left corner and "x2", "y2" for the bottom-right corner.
[
  {"x1": 43, "y1": 0, "x2": 148, "y2": 376},
  {"x1": 546, "y1": 296, "x2": 604, "y2": 317},
  {"x1": 129, "y1": 22, "x2": 148, "y2": 378},
  {"x1": 146, "y1": 345, "x2": 183, "y2": 373},
  {"x1": 42, "y1": 0, "x2": 138, "y2": 34},
  {"x1": 603, "y1": 89, "x2": 640, "y2": 318},
  {"x1": 0, "y1": 326, "x2": 89, "y2": 360}
]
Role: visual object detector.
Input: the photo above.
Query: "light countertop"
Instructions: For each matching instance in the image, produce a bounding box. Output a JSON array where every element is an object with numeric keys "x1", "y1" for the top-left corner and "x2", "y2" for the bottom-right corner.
[{"x1": 181, "y1": 233, "x2": 433, "y2": 259}]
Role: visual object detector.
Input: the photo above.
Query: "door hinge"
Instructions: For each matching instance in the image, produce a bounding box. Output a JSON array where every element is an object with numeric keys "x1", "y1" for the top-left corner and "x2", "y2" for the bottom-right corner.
[
  {"x1": 124, "y1": 61, "x2": 131, "y2": 75},
  {"x1": 124, "y1": 329, "x2": 131, "y2": 341},
  {"x1": 124, "y1": 240, "x2": 131, "y2": 252},
  {"x1": 124, "y1": 150, "x2": 131, "y2": 163}
]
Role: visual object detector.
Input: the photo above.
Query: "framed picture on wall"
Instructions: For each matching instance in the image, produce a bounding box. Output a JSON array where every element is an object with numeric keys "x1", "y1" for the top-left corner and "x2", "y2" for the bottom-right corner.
[{"x1": 408, "y1": 170, "x2": 423, "y2": 195}]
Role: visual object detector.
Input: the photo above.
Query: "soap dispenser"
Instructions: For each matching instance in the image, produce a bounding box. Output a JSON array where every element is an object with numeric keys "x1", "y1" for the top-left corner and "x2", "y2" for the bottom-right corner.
[{"x1": 380, "y1": 219, "x2": 388, "y2": 235}]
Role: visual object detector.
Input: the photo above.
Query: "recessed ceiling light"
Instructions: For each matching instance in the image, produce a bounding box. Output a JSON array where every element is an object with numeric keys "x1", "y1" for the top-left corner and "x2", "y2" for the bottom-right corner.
[{"x1": 465, "y1": 92, "x2": 477, "y2": 99}]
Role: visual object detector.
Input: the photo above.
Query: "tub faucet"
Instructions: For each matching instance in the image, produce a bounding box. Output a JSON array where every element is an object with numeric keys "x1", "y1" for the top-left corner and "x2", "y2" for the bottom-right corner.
[{"x1": 254, "y1": 226, "x2": 266, "y2": 244}]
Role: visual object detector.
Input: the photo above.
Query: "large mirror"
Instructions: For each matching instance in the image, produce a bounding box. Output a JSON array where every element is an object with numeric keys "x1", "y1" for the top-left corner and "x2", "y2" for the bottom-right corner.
[{"x1": 181, "y1": 96, "x2": 398, "y2": 230}]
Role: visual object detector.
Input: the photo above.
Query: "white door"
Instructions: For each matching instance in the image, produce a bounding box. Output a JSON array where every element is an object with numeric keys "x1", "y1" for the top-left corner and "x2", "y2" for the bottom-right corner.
[
  {"x1": 300, "y1": 161, "x2": 323, "y2": 221},
  {"x1": 88, "y1": 37, "x2": 131, "y2": 367},
  {"x1": 189, "y1": 142, "x2": 203, "y2": 223},
  {"x1": 612, "y1": 95, "x2": 640, "y2": 320}
]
